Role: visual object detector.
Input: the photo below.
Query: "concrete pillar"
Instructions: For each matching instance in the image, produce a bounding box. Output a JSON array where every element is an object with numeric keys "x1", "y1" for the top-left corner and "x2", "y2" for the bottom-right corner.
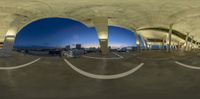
[
  {"x1": 190, "y1": 36, "x2": 194, "y2": 51},
  {"x1": 2, "y1": 36, "x2": 15, "y2": 53},
  {"x1": 1, "y1": 15, "x2": 27, "y2": 55},
  {"x1": 199, "y1": 42, "x2": 200, "y2": 48},
  {"x1": 1, "y1": 26, "x2": 18, "y2": 55},
  {"x1": 195, "y1": 41, "x2": 198, "y2": 48},
  {"x1": 141, "y1": 35, "x2": 147, "y2": 50},
  {"x1": 168, "y1": 24, "x2": 173, "y2": 52},
  {"x1": 144, "y1": 39, "x2": 148, "y2": 50},
  {"x1": 93, "y1": 17, "x2": 108, "y2": 55},
  {"x1": 162, "y1": 37, "x2": 165, "y2": 50},
  {"x1": 134, "y1": 32, "x2": 141, "y2": 52},
  {"x1": 185, "y1": 32, "x2": 190, "y2": 51}
]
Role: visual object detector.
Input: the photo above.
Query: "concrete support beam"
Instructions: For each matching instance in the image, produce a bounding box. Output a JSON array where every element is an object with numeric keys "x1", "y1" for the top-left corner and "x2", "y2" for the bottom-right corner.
[
  {"x1": 2, "y1": 36, "x2": 15, "y2": 53},
  {"x1": 177, "y1": 41, "x2": 180, "y2": 50},
  {"x1": 1, "y1": 15, "x2": 28, "y2": 55},
  {"x1": 141, "y1": 36, "x2": 147, "y2": 50},
  {"x1": 168, "y1": 24, "x2": 173, "y2": 52},
  {"x1": 162, "y1": 37, "x2": 165, "y2": 50},
  {"x1": 93, "y1": 17, "x2": 108, "y2": 55},
  {"x1": 190, "y1": 36, "x2": 194, "y2": 51},
  {"x1": 1, "y1": 26, "x2": 18, "y2": 55},
  {"x1": 134, "y1": 32, "x2": 141, "y2": 52},
  {"x1": 142, "y1": 38, "x2": 148, "y2": 50},
  {"x1": 199, "y1": 42, "x2": 200, "y2": 48},
  {"x1": 185, "y1": 32, "x2": 190, "y2": 51},
  {"x1": 195, "y1": 41, "x2": 198, "y2": 48}
]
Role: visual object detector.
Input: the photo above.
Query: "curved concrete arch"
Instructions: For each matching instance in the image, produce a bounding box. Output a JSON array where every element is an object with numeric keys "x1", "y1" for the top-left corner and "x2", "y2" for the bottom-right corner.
[
  {"x1": 137, "y1": 27, "x2": 199, "y2": 44},
  {"x1": 175, "y1": 61, "x2": 200, "y2": 70},
  {"x1": 0, "y1": 58, "x2": 40, "y2": 70},
  {"x1": 17, "y1": 16, "x2": 92, "y2": 33},
  {"x1": 1, "y1": 16, "x2": 95, "y2": 53},
  {"x1": 64, "y1": 59, "x2": 144, "y2": 79}
]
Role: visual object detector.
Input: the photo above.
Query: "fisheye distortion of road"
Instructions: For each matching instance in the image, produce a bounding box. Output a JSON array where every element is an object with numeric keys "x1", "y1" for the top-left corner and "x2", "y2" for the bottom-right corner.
[{"x1": 0, "y1": 0, "x2": 200, "y2": 99}]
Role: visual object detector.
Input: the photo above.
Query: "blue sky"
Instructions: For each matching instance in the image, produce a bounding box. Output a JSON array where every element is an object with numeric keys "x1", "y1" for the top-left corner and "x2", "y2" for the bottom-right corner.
[{"x1": 14, "y1": 18, "x2": 138, "y2": 48}]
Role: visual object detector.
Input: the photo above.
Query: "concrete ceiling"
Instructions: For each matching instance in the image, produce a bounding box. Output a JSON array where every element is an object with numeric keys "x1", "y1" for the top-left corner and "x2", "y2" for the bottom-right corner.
[{"x1": 0, "y1": 0, "x2": 200, "y2": 44}]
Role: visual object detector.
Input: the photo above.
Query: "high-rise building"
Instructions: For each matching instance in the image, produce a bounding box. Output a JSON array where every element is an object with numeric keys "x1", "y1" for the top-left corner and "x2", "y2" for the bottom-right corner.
[
  {"x1": 76, "y1": 44, "x2": 81, "y2": 49},
  {"x1": 65, "y1": 45, "x2": 70, "y2": 50}
]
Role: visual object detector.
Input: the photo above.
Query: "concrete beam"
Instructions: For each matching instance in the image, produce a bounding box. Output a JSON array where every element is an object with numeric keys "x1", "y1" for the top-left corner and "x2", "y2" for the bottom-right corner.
[
  {"x1": 185, "y1": 32, "x2": 190, "y2": 51},
  {"x1": 93, "y1": 17, "x2": 108, "y2": 55},
  {"x1": 1, "y1": 16, "x2": 26, "y2": 54},
  {"x1": 190, "y1": 36, "x2": 194, "y2": 51},
  {"x1": 162, "y1": 37, "x2": 165, "y2": 50},
  {"x1": 134, "y1": 32, "x2": 141, "y2": 52},
  {"x1": 168, "y1": 24, "x2": 173, "y2": 52}
]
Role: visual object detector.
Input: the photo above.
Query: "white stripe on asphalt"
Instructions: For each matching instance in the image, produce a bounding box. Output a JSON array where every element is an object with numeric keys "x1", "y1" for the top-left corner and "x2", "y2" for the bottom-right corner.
[
  {"x1": 82, "y1": 52, "x2": 123, "y2": 60},
  {"x1": 64, "y1": 58, "x2": 144, "y2": 79},
  {"x1": 175, "y1": 61, "x2": 200, "y2": 70},
  {"x1": 112, "y1": 52, "x2": 124, "y2": 58},
  {"x1": 136, "y1": 57, "x2": 171, "y2": 61},
  {"x1": 0, "y1": 58, "x2": 41, "y2": 70}
]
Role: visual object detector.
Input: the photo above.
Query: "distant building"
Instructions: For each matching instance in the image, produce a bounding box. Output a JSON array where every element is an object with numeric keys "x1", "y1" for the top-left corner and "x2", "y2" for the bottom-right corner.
[
  {"x1": 76, "y1": 44, "x2": 81, "y2": 49},
  {"x1": 65, "y1": 45, "x2": 70, "y2": 50}
]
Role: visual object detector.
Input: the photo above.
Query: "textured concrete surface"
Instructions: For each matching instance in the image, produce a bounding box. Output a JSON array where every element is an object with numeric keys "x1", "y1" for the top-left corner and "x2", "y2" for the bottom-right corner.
[
  {"x1": 0, "y1": 51, "x2": 200, "y2": 99},
  {"x1": 1, "y1": 0, "x2": 200, "y2": 44}
]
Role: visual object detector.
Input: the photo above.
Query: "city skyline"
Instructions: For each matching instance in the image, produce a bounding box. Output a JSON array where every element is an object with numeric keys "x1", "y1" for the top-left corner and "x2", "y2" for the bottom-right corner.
[{"x1": 14, "y1": 18, "x2": 142, "y2": 49}]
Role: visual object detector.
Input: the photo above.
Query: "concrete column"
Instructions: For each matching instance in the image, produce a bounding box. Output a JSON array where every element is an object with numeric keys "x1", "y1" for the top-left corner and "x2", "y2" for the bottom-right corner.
[
  {"x1": 2, "y1": 26, "x2": 18, "y2": 55},
  {"x1": 195, "y1": 41, "x2": 198, "y2": 48},
  {"x1": 199, "y1": 42, "x2": 200, "y2": 48},
  {"x1": 1, "y1": 15, "x2": 27, "y2": 55},
  {"x1": 168, "y1": 24, "x2": 173, "y2": 52},
  {"x1": 162, "y1": 37, "x2": 165, "y2": 50},
  {"x1": 134, "y1": 32, "x2": 141, "y2": 52},
  {"x1": 185, "y1": 32, "x2": 190, "y2": 51},
  {"x1": 190, "y1": 36, "x2": 194, "y2": 51},
  {"x1": 141, "y1": 35, "x2": 147, "y2": 50},
  {"x1": 93, "y1": 17, "x2": 108, "y2": 55},
  {"x1": 144, "y1": 39, "x2": 148, "y2": 50}
]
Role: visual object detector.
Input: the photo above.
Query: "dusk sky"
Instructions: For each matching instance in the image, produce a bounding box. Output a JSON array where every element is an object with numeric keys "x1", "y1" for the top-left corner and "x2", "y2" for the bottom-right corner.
[{"x1": 14, "y1": 18, "x2": 140, "y2": 48}]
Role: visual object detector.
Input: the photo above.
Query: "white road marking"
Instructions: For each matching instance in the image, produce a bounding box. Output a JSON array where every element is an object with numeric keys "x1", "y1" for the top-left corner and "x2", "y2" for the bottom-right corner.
[
  {"x1": 64, "y1": 59, "x2": 144, "y2": 79},
  {"x1": 136, "y1": 57, "x2": 171, "y2": 61},
  {"x1": 82, "y1": 52, "x2": 124, "y2": 60},
  {"x1": 112, "y1": 52, "x2": 124, "y2": 58},
  {"x1": 175, "y1": 61, "x2": 200, "y2": 70},
  {"x1": 0, "y1": 58, "x2": 41, "y2": 70},
  {"x1": 132, "y1": 54, "x2": 137, "y2": 56}
]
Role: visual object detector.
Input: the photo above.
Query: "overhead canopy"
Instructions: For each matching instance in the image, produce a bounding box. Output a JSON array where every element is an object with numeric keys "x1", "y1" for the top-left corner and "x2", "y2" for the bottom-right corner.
[{"x1": 0, "y1": 0, "x2": 200, "y2": 44}]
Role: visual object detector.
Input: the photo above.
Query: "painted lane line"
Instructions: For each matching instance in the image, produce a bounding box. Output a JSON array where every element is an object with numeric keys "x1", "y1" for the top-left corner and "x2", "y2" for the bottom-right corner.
[
  {"x1": 82, "y1": 55, "x2": 122, "y2": 60},
  {"x1": 175, "y1": 61, "x2": 200, "y2": 70},
  {"x1": 136, "y1": 57, "x2": 171, "y2": 61},
  {"x1": 64, "y1": 59, "x2": 144, "y2": 79},
  {"x1": 82, "y1": 52, "x2": 124, "y2": 60},
  {"x1": 0, "y1": 58, "x2": 41, "y2": 70},
  {"x1": 112, "y1": 52, "x2": 124, "y2": 58}
]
